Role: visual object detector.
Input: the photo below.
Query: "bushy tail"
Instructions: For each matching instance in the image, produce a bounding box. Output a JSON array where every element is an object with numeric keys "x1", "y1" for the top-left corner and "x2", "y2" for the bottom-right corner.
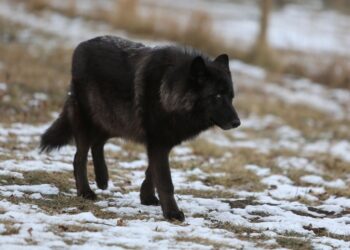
[{"x1": 40, "y1": 104, "x2": 73, "y2": 153}]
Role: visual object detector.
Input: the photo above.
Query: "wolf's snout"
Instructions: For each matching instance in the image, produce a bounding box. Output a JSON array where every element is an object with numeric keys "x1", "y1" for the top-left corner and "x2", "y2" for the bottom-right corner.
[
  {"x1": 231, "y1": 119, "x2": 241, "y2": 128},
  {"x1": 217, "y1": 119, "x2": 240, "y2": 130}
]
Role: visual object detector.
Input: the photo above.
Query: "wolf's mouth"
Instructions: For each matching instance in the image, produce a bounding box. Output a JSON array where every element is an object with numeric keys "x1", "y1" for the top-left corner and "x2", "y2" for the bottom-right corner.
[{"x1": 211, "y1": 119, "x2": 240, "y2": 130}]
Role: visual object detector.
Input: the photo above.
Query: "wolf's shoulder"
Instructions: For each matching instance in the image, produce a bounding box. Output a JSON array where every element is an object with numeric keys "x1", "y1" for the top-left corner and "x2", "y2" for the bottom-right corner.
[{"x1": 150, "y1": 45, "x2": 209, "y2": 64}]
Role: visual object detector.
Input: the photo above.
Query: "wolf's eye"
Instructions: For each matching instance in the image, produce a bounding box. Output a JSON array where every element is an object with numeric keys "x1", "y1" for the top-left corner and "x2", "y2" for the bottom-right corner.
[{"x1": 215, "y1": 94, "x2": 222, "y2": 99}]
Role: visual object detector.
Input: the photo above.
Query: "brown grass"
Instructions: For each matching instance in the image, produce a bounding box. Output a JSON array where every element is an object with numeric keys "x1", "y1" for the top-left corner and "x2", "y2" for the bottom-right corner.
[
  {"x1": 65, "y1": 0, "x2": 77, "y2": 18},
  {"x1": 315, "y1": 154, "x2": 350, "y2": 178},
  {"x1": 212, "y1": 221, "x2": 316, "y2": 249},
  {"x1": 181, "y1": 12, "x2": 214, "y2": 51},
  {"x1": 236, "y1": 88, "x2": 350, "y2": 141},
  {"x1": 281, "y1": 53, "x2": 350, "y2": 89},
  {"x1": 202, "y1": 156, "x2": 266, "y2": 191},
  {"x1": 5, "y1": 194, "x2": 118, "y2": 219},
  {"x1": 325, "y1": 187, "x2": 350, "y2": 198},
  {"x1": 108, "y1": 0, "x2": 155, "y2": 35},
  {"x1": 26, "y1": 0, "x2": 48, "y2": 12},
  {"x1": 24, "y1": 171, "x2": 74, "y2": 193},
  {"x1": 276, "y1": 236, "x2": 312, "y2": 250},
  {"x1": 0, "y1": 26, "x2": 71, "y2": 123},
  {"x1": 18, "y1": 0, "x2": 350, "y2": 89},
  {"x1": 175, "y1": 235, "x2": 233, "y2": 249},
  {"x1": 52, "y1": 224, "x2": 100, "y2": 233},
  {"x1": 177, "y1": 189, "x2": 234, "y2": 199},
  {"x1": 0, "y1": 221, "x2": 20, "y2": 235},
  {"x1": 189, "y1": 139, "x2": 225, "y2": 158},
  {"x1": 312, "y1": 57, "x2": 350, "y2": 89}
]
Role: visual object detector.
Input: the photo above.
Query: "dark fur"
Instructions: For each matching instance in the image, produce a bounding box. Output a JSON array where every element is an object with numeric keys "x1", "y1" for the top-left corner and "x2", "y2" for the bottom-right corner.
[{"x1": 41, "y1": 36, "x2": 240, "y2": 221}]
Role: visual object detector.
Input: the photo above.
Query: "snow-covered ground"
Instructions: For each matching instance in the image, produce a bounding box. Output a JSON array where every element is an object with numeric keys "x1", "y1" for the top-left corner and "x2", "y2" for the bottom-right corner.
[
  {"x1": 0, "y1": 112, "x2": 350, "y2": 249},
  {"x1": 0, "y1": 0, "x2": 350, "y2": 249}
]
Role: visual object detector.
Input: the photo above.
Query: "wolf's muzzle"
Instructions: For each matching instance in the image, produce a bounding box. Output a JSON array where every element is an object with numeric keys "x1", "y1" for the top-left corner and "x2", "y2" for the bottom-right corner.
[
  {"x1": 231, "y1": 119, "x2": 241, "y2": 128},
  {"x1": 218, "y1": 119, "x2": 240, "y2": 130}
]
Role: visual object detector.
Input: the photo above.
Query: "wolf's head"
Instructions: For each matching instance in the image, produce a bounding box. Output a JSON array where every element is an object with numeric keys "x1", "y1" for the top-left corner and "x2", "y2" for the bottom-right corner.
[{"x1": 160, "y1": 53, "x2": 240, "y2": 130}]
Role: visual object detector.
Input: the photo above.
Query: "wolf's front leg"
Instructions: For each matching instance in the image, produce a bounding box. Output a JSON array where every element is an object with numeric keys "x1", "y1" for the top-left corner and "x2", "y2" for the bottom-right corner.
[
  {"x1": 147, "y1": 145, "x2": 185, "y2": 222},
  {"x1": 140, "y1": 167, "x2": 159, "y2": 206}
]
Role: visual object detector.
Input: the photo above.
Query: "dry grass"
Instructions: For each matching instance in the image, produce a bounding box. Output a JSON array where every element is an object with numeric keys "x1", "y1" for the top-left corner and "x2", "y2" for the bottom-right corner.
[
  {"x1": 325, "y1": 187, "x2": 350, "y2": 198},
  {"x1": 26, "y1": 0, "x2": 48, "y2": 12},
  {"x1": 210, "y1": 222, "x2": 288, "y2": 249},
  {"x1": 17, "y1": 0, "x2": 350, "y2": 89},
  {"x1": 175, "y1": 235, "x2": 233, "y2": 249},
  {"x1": 236, "y1": 88, "x2": 350, "y2": 141},
  {"x1": 226, "y1": 147, "x2": 276, "y2": 171},
  {"x1": 107, "y1": 0, "x2": 155, "y2": 35},
  {"x1": 202, "y1": 157, "x2": 266, "y2": 192},
  {"x1": 0, "y1": 21, "x2": 71, "y2": 123},
  {"x1": 189, "y1": 139, "x2": 225, "y2": 158},
  {"x1": 0, "y1": 171, "x2": 73, "y2": 192},
  {"x1": 211, "y1": 221, "x2": 267, "y2": 238},
  {"x1": 4, "y1": 194, "x2": 118, "y2": 219},
  {"x1": 0, "y1": 221, "x2": 20, "y2": 235},
  {"x1": 213, "y1": 222, "x2": 314, "y2": 250},
  {"x1": 65, "y1": 0, "x2": 77, "y2": 18},
  {"x1": 276, "y1": 236, "x2": 312, "y2": 250},
  {"x1": 315, "y1": 154, "x2": 349, "y2": 178},
  {"x1": 281, "y1": 53, "x2": 350, "y2": 89},
  {"x1": 101, "y1": 1, "x2": 236, "y2": 59},
  {"x1": 202, "y1": 172, "x2": 264, "y2": 192},
  {"x1": 180, "y1": 11, "x2": 216, "y2": 53},
  {"x1": 24, "y1": 171, "x2": 74, "y2": 193},
  {"x1": 52, "y1": 224, "x2": 100, "y2": 233},
  {"x1": 177, "y1": 189, "x2": 234, "y2": 199},
  {"x1": 120, "y1": 140, "x2": 144, "y2": 154},
  {"x1": 287, "y1": 169, "x2": 314, "y2": 186}
]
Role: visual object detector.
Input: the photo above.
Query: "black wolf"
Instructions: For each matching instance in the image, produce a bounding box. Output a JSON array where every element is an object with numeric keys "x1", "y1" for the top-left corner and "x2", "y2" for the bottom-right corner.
[{"x1": 41, "y1": 36, "x2": 240, "y2": 221}]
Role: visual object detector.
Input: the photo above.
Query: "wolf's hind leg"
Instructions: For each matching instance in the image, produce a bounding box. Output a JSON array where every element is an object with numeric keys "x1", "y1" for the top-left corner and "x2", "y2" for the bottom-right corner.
[
  {"x1": 73, "y1": 134, "x2": 96, "y2": 200},
  {"x1": 71, "y1": 100, "x2": 96, "y2": 200},
  {"x1": 92, "y1": 139, "x2": 109, "y2": 190},
  {"x1": 140, "y1": 167, "x2": 159, "y2": 206}
]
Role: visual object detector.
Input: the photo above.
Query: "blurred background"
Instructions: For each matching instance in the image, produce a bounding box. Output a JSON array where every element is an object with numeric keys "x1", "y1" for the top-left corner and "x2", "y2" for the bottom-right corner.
[{"x1": 0, "y1": 0, "x2": 349, "y2": 123}]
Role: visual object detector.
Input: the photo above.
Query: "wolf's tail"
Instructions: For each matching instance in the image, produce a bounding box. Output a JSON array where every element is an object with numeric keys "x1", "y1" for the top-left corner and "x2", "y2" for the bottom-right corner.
[{"x1": 40, "y1": 101, "x2": 73, "y2": 153}]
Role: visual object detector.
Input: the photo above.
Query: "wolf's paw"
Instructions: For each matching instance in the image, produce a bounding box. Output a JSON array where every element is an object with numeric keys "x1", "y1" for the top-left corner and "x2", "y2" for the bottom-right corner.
[
  {"x1": 164, "y1": 210, "x2": 185, "y2": 222},
  {"x1": 79, "y1": 190, "x2": 97, "y2": 200},
  {"x1": 141, "y1": 195, "x2": 160, "y2": 206},
  {"x1": 96, "y1": 179, "x2": 108, "y2": 190}
]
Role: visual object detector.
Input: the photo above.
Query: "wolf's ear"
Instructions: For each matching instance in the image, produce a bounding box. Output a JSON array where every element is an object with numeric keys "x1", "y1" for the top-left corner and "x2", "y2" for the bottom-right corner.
[
  {"x1": 214, "y1": 54, "x2": 229, "y2": 70},
  {"x1": 190, "y1": 56, "x2": 206, "y2": 77}
]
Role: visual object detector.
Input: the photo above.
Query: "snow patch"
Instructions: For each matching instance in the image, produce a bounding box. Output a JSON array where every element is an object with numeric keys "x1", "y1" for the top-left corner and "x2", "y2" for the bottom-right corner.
[
  {"x1": 119, "y1": 160, "x2": 147, "y2": 169},
  {"x1": 330, "y1": 140, "x2": 350, "y2": 162},
  {"x1": 230, "y1": 60, "x2": 266, "y2": 80},
  {"x1": 275, "y1": 156, "x2": 320, "y2": 173},
  {"x1": 300, "y1": 175, "x2": 346, "y2": 189},
  {"x1": 104, "y1": 143, "x2": 122, "y2": 152},
  {"x1": 245, "y1": 164, "x2": 271, "y2": 177},
  {"x1": 0, "y1": 82, "x2": 7, "y2": 91},
  {"x1": 0, "y1": 184, "x2": 59, "y2": 195}
]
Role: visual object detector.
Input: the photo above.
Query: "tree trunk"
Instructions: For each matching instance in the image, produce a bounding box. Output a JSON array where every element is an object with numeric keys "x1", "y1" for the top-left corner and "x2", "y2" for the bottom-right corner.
[
  {"x1": 251, "y1": 0, "x2": 274, "y2": 67},
  {"x1": 257, "y1": 0, "x2": 272, "y2": 50}
]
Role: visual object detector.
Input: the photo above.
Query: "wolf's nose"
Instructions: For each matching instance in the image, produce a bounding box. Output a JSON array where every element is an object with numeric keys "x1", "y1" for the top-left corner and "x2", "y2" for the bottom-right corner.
[{"x1": 231, "y1": 120, "x2": 241, "y2": 128}]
